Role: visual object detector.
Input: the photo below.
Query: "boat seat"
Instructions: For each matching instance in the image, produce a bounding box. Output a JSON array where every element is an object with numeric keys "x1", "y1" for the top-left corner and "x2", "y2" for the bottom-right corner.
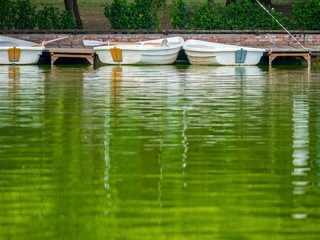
[
  {"x1": 235, "y1": 48, "x2": 247, "y2": 63},
  {"x1": 110, "y1": 47, "x2": 123, "y2": 62},
  {"x1": 8, "y1": 46, "x2": 21, "y2": 62}
]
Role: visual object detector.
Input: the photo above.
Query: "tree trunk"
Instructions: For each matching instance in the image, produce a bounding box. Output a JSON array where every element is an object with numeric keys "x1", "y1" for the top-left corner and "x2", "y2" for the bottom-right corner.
[
  {"x1": 64, "y1": 0, "x2": 82, "y2": 29},
  {"x1": 226, "y1": 0, "x2": 272, "y2": 6},
  {"x1": 208, "y1": 0, "x2": 215, "y2": 10}
]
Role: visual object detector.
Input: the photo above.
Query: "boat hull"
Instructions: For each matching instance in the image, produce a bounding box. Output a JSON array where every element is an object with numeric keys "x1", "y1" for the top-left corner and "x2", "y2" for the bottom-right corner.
[
  {"x1": 94, "y1": 37, "x2": 184, "y2": 65},
  {"x1": 0, "y1": 47, "x2": 44, "y2": 65},
  {"x1": 184, "y1": 50, "x2": 264, "y2": 65},
  {"x1": 95, "y1": 48, "x2": 181, "y2": 65},
  {"x1": 183, "y1": 40, "x2": 265, "y2": 66}
]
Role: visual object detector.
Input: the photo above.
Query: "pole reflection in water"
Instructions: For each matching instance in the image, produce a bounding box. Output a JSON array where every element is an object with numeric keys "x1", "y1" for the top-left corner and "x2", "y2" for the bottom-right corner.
[
  {"x1": 103, "y1": 67, "x2": 123, "y2": 214},
  {"x1": 292, "y1": 94, "x2": 310, "y2": 219}
]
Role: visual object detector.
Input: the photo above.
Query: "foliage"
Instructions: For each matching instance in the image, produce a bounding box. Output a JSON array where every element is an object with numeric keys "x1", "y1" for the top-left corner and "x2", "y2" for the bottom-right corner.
[
  {"x1": 0, "y1": 0, "x2": 12, "y2": 29},
  {"x1": 190, "y1": 3, "x2": 224, "y2": 30},
  {"x1": 12, "y1": 0, "x2": 37, "y2": 29},
  {"x1": 37, "y1": 5, "x2": 76, "y2": 29},
  {"x1": 170, "y1": 0, "x2": 287, "y2": 30},
  {"x1": 58, "y1": 11, "x2": 77, "y2": 29},
  {"x1": 104, "y1": 0, "x2": 158, "y2": 29},
  {"x1": 104, "y1": 0, "x2": 129, "y2": 29},
  {"x1": 0, "y1": 0, "x2": 37, "y2": 29},
  {"x1": 290, "y1": 0, "x2": 320, "y2": 30},
  {"x1": 0, "y1": 0, "x2": 75, "y2": 29},
  {"x1": 153, "y1": 0, "x2": 166, "y2": 9},
  {"x1": 171, "y1": 0, "x2": 192, "y2": 29},
  {"x1": 0, "y1": 0, "x2": 319, "y2": 30},
  {"x1": 222, "y1": 0, "x2": 287, "y2": 30}
]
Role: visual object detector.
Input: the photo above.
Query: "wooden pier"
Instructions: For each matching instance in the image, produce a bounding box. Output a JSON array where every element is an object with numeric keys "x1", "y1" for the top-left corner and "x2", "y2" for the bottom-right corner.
[
  {"x1": 47, "y1": 48, "x2": 95, "y2": 65},
  {"x1": 263, "y1": 44, "x2": 320, "y2": 67},
  {"x1": 268, "y1": 52, "x2": 311, "y2": 67}
]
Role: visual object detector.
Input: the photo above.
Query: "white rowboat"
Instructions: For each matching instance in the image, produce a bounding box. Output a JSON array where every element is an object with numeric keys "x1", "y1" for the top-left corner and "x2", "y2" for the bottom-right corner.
[
  {"x1": 93, "y1": 37, "x2": 184, "y2": 65},
  {"x1": 0, "y1": 36, "x2": 44, "y2": 65},
  {"x1": 183, "y1": 39, "x2": 266, "y2": 66}
]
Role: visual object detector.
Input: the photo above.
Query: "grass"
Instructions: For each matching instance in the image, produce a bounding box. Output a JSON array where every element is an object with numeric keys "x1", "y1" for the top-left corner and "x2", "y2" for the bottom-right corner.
[{"x1": 29, "y1": 0, "x2": 296, "y2": 29}]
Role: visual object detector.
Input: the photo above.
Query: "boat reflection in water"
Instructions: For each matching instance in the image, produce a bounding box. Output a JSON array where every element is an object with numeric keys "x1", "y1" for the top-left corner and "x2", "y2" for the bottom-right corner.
[
  {"x1": 95, "y1": 64, "x2": 319, "y2": 239},
  {"x1": 0, "y1": 65, "x2": 45, "y2": 116},
  {"x1": 0, "y1": 64, "x2": 319, "y2": 240}
]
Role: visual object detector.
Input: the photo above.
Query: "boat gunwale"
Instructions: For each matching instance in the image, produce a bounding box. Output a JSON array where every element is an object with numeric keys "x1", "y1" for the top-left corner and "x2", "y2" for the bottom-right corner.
[
  {"x1": 94, "y1": 45, "x2": 183, "y2": 52},
  {"x1": 183, "y1": 39, "x2": 266, "y2": 53},
  {"x1": 94, "y1": 37, "x2": 184, "y2": 51},
  {"x1": 0, "y1": 46, "x2": 45, "y2": 50},
  {"x1": 183, "y1": 47, "x2": 266, "y2": 53}
]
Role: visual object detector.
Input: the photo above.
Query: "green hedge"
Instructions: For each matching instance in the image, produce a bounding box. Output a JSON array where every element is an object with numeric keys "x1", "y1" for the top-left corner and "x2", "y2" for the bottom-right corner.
[
  {"x1": 171, "y1": 0, "x2": 287, "y2": 30},
  {"x1": 222, "y1": 0, "x2": 286, "y2": 30},
  {"x1": 290, "y1": 0, "x2": 320, "y2": 30},
  {"x1": 37, "y1": 5, "x2": 76, "y2": 30},
  {"x1": 104, "y1": 0, "x2": 159, "y2": 29},
  {"x1": 0, "y1": 0, "x2": 36, "y2": 29},
  {"x1": 1, "y1": 0, "x2": 320, "y2": 30},
  {"x1": 105, "y1": 0, "x2": 320, "y2": 30},
  {"x1": 0, "y1": 0, "x2": 76, "y2": 30}
]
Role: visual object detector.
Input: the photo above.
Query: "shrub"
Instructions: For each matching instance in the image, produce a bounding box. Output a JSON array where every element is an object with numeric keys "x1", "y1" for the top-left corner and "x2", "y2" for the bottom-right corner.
[
  {"x1": 0, "y1": 0, "x2": 13, "y2": 29},
  {"x1": 37, "y1": 5, "x2": 60, "y2": 29},
  {"x1": 190, "y1": 3, "x2": 224, "y2": 30},
  {"x1": 37, "y1": 5, "x2": 76, "y2": 29},
  {"x1": 104, "y1": 0, "x2": 158, "y2": 29},
  {"x1": 170, "y1": 0, "x2": 287, "y2": 30},
  {"x1": 129, "y1": 0, "x2": 158, "y2": 29},
  {"x1": 171, "y1": 0, "x2": 191, "y2": 29},
  {"x1": 12, "y1": 0, "x2": 37, "y2": 29},
  {"x1": 104, "y1": 0, "x2": 130, "y2": 29},
  {"x1": 58, "y1": 10, "x2": 76, "y2": 29},
  {"x1": 0, "y1": 0, "x2": 75, "y2": 30},
  {"x1": 0, "y1": 0, "x2": 34, "y2": 30},
  {"x1": 222, "y1": 0, "x2": 287, "y2": 30},
  {"x1": 290, "y1": 0, "x2": 320, "y2": 30}
]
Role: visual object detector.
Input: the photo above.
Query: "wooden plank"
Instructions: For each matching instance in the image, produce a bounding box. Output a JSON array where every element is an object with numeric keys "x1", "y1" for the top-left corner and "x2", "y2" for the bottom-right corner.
[
  {"x1": 48, "y1": 48, "x2": 95, "y2": 54},
  {"x1": 269, "y1": 53, "x2": 310, "y2": 57},
  {"x1": 51, "y1": 54, "x2": 94, "y2": 58}
]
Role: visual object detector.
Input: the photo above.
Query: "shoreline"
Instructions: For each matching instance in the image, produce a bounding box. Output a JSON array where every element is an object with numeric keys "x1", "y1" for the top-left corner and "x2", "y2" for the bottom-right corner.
[
  {"x1": 2, "y1": 30, "x2": 320, "y2": 66},
  {"x1": 2, "y1": 30, "x2": 320, "y2": 50}
]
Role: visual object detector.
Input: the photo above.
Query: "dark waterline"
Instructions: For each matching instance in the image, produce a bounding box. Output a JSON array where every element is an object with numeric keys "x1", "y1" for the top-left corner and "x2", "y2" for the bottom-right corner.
[{"x1": 0, "y1": 64, "x2": 319, "y2": 239}]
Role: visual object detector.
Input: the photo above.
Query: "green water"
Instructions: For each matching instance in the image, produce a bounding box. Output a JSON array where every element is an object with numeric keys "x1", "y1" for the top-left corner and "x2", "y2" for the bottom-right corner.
[{"x1": 0, "y1": 64, "x2": 319, "y2": 239}]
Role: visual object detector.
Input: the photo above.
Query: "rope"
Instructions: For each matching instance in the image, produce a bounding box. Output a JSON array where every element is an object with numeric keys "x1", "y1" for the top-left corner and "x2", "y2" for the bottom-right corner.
[{"x1": 255, "y1": 0, "x2": 305, "y2": 49}]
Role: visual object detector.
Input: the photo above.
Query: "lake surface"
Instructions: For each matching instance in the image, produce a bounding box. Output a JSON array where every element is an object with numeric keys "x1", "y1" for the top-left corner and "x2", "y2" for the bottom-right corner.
[{"x1": 0, "y1": 64, "x2": 319, "y2": 239}]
